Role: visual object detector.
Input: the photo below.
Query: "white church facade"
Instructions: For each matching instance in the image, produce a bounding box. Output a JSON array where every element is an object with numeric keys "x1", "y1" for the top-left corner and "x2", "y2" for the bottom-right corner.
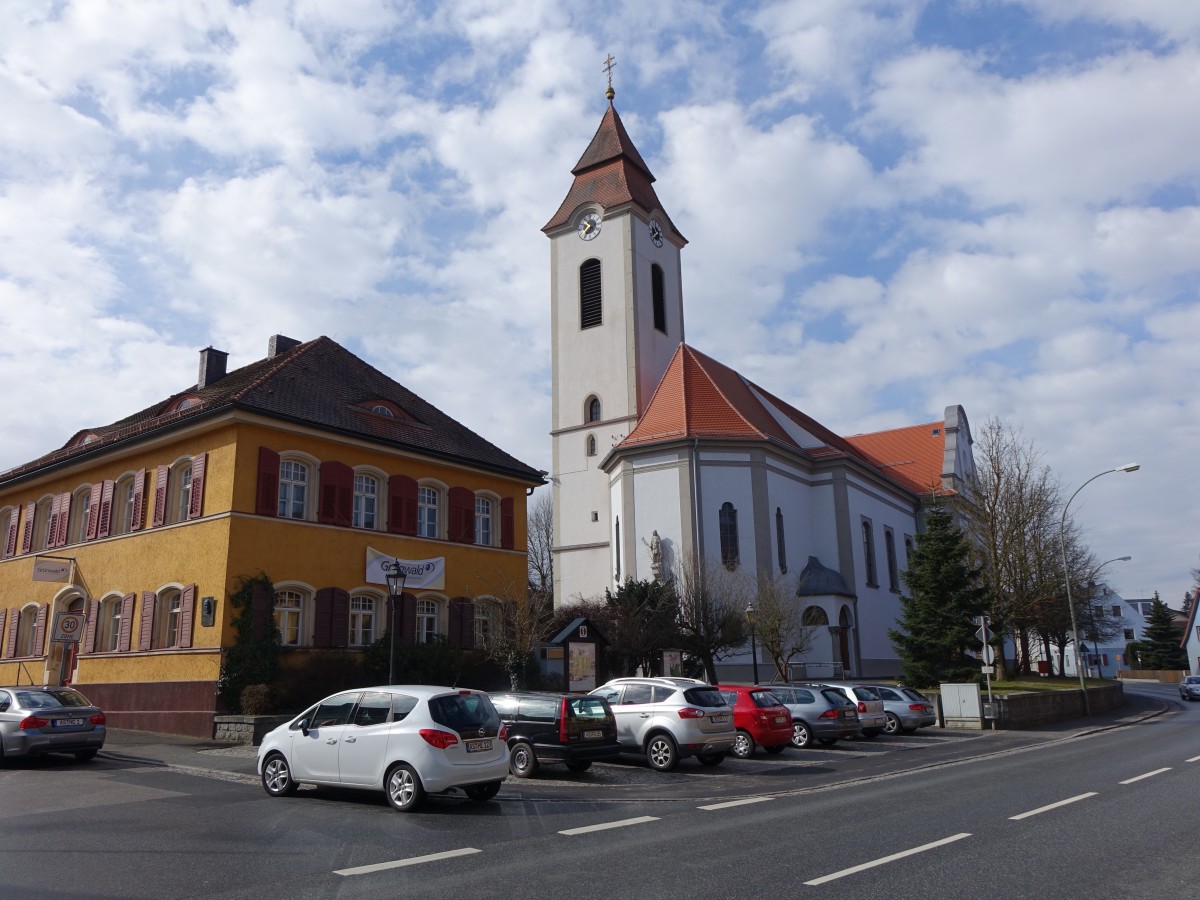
[{"x1": 544, "y1": 89, "x2": 976, "y2": 679}]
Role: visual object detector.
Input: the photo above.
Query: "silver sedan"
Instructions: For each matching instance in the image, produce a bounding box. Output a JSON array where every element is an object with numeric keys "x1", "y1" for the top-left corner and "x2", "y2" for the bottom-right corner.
[{"x1": 0, "y1": 686, "x2": 107, "y2": 762}]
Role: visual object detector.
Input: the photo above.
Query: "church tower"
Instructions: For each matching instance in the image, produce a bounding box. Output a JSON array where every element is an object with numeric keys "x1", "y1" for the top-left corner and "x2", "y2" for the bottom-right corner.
[{"x1": 543, "y1": 83, "x2": 687, "y2": 605}]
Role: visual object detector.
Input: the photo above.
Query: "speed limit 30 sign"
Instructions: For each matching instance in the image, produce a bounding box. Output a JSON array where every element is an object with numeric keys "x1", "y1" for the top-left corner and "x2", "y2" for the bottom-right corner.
[{"x1": 52, "y1": 611, "x2": 86, "y2": 643}]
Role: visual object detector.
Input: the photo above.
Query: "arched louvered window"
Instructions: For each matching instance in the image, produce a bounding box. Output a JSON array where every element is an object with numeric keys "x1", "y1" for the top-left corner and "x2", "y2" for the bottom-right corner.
[
  {"x1": 587, "y1": 434, "x2": 597, "y2": 457},
  {"x1": 775, "y1": 507, "x2": 787, "y2": 575},
  {"x1": 652, "y1": 263, "x2": 666, "y2": 333},
  {"x1": 719, "y1": 502, "x2": 739, "y2": 571},
  {"x1": 587, "y1": 397, "x2": 601, "y2": 422},
  {"x1": 580, "y1": 258, "x2": 602, "y2": 329}
]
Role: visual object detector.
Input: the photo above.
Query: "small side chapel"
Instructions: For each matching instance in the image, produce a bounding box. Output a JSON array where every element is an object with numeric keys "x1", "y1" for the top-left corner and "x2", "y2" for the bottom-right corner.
[{"x1": 543, "y1": 77, "x2": 975, "y2": 679}]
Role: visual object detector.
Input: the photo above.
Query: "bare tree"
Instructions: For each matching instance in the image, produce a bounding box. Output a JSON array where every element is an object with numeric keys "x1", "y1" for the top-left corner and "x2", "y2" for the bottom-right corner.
[
  {"x1": 671, "y1": 548, "x2": 750, "y2": 683},
  {"x1": 467, "y1": 564, "x2": 554, "y2": 690},
  {"x1": 527, "y1": 490, "x2": 553, "y2": 594},
  {"x1": 752, "y1": 572, "x2": 816, "y2": 681}
]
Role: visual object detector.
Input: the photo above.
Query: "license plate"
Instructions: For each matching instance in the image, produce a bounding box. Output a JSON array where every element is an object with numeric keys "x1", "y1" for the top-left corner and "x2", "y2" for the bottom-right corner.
[
  {"x1": 711, "y1": 715, "x2": 729, "y2": 724},
  {"x1": 841, "y1": 710, "x2": 853, "y2": 718},
  {"x1": 465, "y1": 739, "x2": 492, "y2": 753},
  {"x1": 773, "y1": 716, "x2": 787, "y2": 724},
  {"x1": 55, "y1": 718, "x2": 85, "y2": 728},
  {"x1": 583, "y1": 730, "x2": 603, "y2": 739}
]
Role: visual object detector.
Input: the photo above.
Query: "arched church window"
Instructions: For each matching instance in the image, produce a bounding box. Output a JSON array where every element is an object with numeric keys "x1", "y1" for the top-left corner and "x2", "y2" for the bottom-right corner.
[
  {"x1": 652, "y1": 264, "x2": 666, "y2": 333},
  {"x1": 719, "y1": 502, "x2": 739, "y2": 571},
  {"x1": 586, "y1": 434, "x2": 597, "y2": 457},
  {"x1": 775, "y1": 507, "x2": 787, "y2": 574},
  {"x1": 586, "y1": 397, "x2": 601, "y2": 422},
  {"x1": 580, "y1": 258, "x2": 602, "y2": 329}
]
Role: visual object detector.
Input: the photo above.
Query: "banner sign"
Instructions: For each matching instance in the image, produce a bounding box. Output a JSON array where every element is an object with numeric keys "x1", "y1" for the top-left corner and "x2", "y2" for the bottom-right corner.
[
  {"x1": 32, "y1": 558, "x2": 72, "y2": 582},
  {"x1": 365, "y1": 548, "x2": 445, "y2": 590}
]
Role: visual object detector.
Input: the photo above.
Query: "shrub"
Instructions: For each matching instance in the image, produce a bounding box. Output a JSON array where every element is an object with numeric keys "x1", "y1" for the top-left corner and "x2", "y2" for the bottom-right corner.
[{"x1": 240, "y1": 684, "x2": 273, "y2": 715}]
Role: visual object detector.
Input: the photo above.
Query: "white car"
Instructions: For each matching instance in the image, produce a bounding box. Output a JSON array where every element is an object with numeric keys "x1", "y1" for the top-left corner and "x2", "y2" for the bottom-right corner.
[{"x1": 257, "y1": 685, "x2": 509, "y2": 812}]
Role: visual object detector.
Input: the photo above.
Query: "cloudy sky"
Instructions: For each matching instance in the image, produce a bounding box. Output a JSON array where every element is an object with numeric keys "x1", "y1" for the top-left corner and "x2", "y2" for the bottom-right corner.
[{"x1": 2, "y1": 1, "x2": 1197, "y2": 607}]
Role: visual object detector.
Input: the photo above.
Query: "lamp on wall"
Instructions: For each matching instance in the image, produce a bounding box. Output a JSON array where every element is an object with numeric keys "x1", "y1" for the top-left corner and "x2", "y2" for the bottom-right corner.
[{"x1": 384, "y1": 560, "x2": 408, "y2": 686}]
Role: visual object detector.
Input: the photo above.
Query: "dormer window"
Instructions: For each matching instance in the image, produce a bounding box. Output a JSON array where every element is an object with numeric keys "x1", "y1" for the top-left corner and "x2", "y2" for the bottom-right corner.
[
  {"x1": 371, "y1": 405, "x2": 395, "y2": 417},
  {"x1": 357, "y1": 399, "x2": 409, "y2": 419},
  {"x1": 165, "y1": 396, "x2": 200, "y2": 414}
]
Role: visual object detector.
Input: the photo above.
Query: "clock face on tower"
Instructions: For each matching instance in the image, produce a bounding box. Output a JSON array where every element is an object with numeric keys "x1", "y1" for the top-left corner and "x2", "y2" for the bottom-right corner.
[
  {"x1": 578, "y1": 212, "x2": 602, "y2": 240},
  {"x1": 648, "y1": 219, "x2": 664, "y2": 247}
]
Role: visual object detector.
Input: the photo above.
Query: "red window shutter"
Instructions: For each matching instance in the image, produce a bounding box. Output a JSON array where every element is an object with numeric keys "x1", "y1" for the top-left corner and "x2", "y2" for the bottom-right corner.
[
  {"x1": 55, "y1": 492, "x2": 71, "y2": 547},
  {"x1": 178, "y1": 585, "x2": 196, "y2": 648},
  {"x1": 318, "y1": 461, "x2": 353, "y2": 527},
  {"x1": 188, "y1": 454, "x2": 207, "y2": 519},
  {"x1": 3, "y1": 608, "x2": 16, "y2": 658},
  {"x1": 399, "y1": 593, "x2": 417, "y2": 643},
  {"x1": 130, "y1": 470, "x2": 147, "y2": 531},
  {"x1": 387, "y1": 474, "x2": 418, "y2": 535},
  {"x1": 19, "y1": 502, "x2": 35, "y2": 554},
  {"x1": 257, "y1": 448, "x2": 280, "y2": 517},
  {"x1": 500, "y1": 497, "x2": 515, "y2": 550},
  {"x1": 33, "y1": 604, "x2": 48, "y2": 657},
  {"x1": 4, "y1": 508, "x2": 19, "y2": 556},
  {"x1": 448, "y1": 487, "x2": 474, "y2": 543},
  {"x1": 97, "y1": 480, "x2": 115, "y2": 539},
  {"x1": 252, "y1": 581, "x2": 274, "y2": 639},
  {"x1": 449, "y1": 598, "x2": 475, "y2": 651},
  {"x1": 139, "y1": 591, "x2": 156, "y2": 651},
  {"x1": 82, "y1": 599, "x2": 99, "y2": 654},
  {"x1": 46, "y1": 494, "x2": 62, "y2": 549},
  {"x1": 312, "y1": 588, "x2": 334, "y2": 648},
  {"x1": 0, "y1": 609, "x2": 7, "y2": 658},
  {"x1": 151, "y1": 466, "x2": 169, "y2": 527},
  {"x1": 85, "y1": 483, "x2": 103, "y2": 541},
  {"x1": 118, "y1": 594, "x2": 135, "y2": 652}
]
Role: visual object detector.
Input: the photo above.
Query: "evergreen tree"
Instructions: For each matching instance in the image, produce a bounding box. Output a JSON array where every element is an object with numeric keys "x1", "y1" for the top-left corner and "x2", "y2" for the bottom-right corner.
[
  {"x1": 1138, "y1": 594, "x2": 1188, "y2": 669},
  {"x1": 890, "y1": 502, "x2": 988, "y2": 686}
]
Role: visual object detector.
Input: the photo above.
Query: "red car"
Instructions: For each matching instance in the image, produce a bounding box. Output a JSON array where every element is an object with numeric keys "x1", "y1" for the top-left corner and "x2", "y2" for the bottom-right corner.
[{"x1": 716, "y1": 685, "x2": 793, "y2": 758}]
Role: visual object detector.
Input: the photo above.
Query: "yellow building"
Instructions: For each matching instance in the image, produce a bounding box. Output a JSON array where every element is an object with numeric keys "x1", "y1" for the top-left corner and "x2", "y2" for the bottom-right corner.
[{"x1": 0, "y1": 335, "x2": 543, "y2": 736}]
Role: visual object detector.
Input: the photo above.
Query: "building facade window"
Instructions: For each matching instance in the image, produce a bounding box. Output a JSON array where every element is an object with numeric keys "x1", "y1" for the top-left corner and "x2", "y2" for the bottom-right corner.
[
  {"x1": 719, "y1": 502, "x2": 739, "y2": 571},
  {"x1": 417, "y1": 486, "x2": 440, "y2": 538},
  {"x1": 171, "y1": 464, "x2": 193, "y2": 524},
  {"x1": 277, "y1": 460, "x2": 309, "y2": 519},
  {"x1": 98, "y1": 596, "x2": 123, "y2": 652},
  {"x1": 475, "y1": 497, "x2": 493, "y2": 546},
  {"x1": 115, "y1": 476, "x2": 136, "y2": 535},
  {"x1": 580, "y1": 258, "x2": 602, "y2": 329},
  {"x1": 586, "y1": 434, "x2": 597, "y2": 457},
  {"x1": 651, "y1": 263, "x2": 666, "y2": 333},
  {"x1": 353, "y1": 474, "x2": 378, "y2": 530},
  {"x1": 34, "y1": 496, "x2": 54, "y2": 552},
  {"x1": 349, "y1": 594, "x2": 378, "y2": 646},
  {"x1": 861, "y1": 519, "x2": 877, "y2": 586},
  {"x1": 475, "y1": 604, "x2": 494, "y2": 647},
  {"x1": 154, "y1": 589, "x2": 182, "y2": 649},
  {"x1": 775, "y1": 507, "x2": 787, "y2": 574},
  {"x1": 274, "y1": 590, "x2": 305, "y2": 646},
  {"x1": 416, "y1": 599, "x2": 438, "y2": 644},
  {"x1": 17, "y1": 606, "x2": 40, "y2": 657},
  {"x1": 0, "y1": 507, "x2": 12, "y2": 558},
  {"x1": 70, "y1": 488, "x2": 92, "y2": 544},
  {"x1": 587, "y1": 397, "x2": 601, "y2": 422},
  {"x1": 884, "y1": 528, "x2": 899, "y2": 592},
  {"x1": 1111, "y1": 605, "x2": 1122, "y2": 617},
  {"x1": 1123, "y1": 628, "x2": 1135, "y2": 641}
]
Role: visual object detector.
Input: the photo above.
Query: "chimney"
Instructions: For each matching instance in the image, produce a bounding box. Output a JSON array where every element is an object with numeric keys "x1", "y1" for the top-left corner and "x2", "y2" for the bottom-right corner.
[
  {"x1": 267, "y1": 334, "x2": 302, "y2": 358},
  {"x1": 198, "y1": 347, "x2": 228, "y2": 388}
]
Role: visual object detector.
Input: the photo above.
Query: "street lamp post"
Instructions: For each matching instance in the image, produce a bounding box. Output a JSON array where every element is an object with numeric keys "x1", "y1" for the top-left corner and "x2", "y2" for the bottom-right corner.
[
  {"x1": 1059, "y1": 463, "x2": 1139, "y2": 714},
  {"x1": 745, "y1": 601, "x2": 760, "y2": 685},
  {"x1": 384, "y1": 560, "x2": 408, "y2": 686}
]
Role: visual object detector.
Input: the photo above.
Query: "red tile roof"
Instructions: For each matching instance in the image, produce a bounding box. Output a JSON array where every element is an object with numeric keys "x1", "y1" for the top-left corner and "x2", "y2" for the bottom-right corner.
[{"x1": 618, "y1": 344, "x2": 948, "y2": 497}]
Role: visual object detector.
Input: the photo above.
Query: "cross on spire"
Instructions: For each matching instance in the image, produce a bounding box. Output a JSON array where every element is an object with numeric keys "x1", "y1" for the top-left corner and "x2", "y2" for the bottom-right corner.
[{"x1": 603, "y1": 53, "x2": 616, "y2": 100}]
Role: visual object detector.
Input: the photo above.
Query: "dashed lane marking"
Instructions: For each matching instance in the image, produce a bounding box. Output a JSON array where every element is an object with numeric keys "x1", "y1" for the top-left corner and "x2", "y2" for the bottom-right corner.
[
  {"x1": 1008, "y1": 792, "x2": 1097, "y2": 820},
  {"x1": 559, "y1": 815, "x2": 659, "y2": 836},
  {"x1": 803, "y1": 833, "x2": 972, "y2": 886},
  {"x1": 698, "y1": 797, "x2": 773, "y2": 811},
  {"x1": 1119, "y1": 767, "x2": 1171, "y2": 784},
  {"x1": 334, "y1": 847, "x2": 480, "y2": 876}
]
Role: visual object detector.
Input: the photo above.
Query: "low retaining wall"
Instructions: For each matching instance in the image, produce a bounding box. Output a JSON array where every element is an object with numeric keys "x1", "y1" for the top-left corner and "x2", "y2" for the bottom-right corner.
[
  {"x1": 213, "y1": 714, "x2": 292, "y2": 745},
  {"x1": 984, "y1": 682, "x2": 1124, "y2": 728}
]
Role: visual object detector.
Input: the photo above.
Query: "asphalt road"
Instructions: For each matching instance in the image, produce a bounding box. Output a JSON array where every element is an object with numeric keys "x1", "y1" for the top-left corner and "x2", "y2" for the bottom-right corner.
[{"x1": 1, "y1": 683, "x2": 1194, "y2": 899}]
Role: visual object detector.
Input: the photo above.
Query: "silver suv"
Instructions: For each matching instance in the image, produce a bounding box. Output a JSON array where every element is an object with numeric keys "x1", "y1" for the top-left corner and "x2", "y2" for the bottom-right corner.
[{"x1": 589, "y1": 677, "x2": 735, "y2": 771}]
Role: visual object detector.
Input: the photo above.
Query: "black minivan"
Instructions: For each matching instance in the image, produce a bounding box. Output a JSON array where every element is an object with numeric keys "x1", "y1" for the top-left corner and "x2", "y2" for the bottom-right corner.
[{"x1": 489, "y1": 691, "x2": 621, "y2": 778}]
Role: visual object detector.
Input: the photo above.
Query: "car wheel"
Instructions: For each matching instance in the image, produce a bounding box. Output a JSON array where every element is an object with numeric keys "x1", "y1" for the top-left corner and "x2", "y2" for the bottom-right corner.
[
  {"x1": 731, "y1": 730, "x2": 755, "y2": 759},
  {"x1": 791, "y1": 721, "x2": 812, "y2": 749},
  {"x1": 385, "y1": 763, "x2": 426, "y2": 812},
  {"x1": 509, "y1": 741, "x2": 539, "y2": 779},
  {"x1": 696, "y1": 752, "x2": 725, "y2": 767},
  {"x1": 564, "y1": 760, "x2": 592, "y2": 772},
  {"x1": 817, "y1": 738, "x2": 838, "y2": 746},
  {"x1": 74, "y1": 749, "x2": 98, "y2": 762},
  {"x1": 464, "y1": 781, "x2": 501, "y2": 802},
  {"x1": 645, "y1": 733, "x2": 679, "y2": 771},
  {"x1": 883, "y1": 712, "x2": 901, "y2": 735},
  {"x1": 764, "y1": 744, "x2": 787, "y2": 754},
  {"x1": 261, "y1": 752, "x2": 298, "y2": 797}
]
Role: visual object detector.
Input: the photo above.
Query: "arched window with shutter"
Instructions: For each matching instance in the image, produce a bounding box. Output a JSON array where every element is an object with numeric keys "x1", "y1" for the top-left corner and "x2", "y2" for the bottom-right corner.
[
  {"x1": 652, "y1": 263, "x2": 666, "y2": 333},
  {"x1": 580, "y1": 258, "x2": 602, "y2": 329}
]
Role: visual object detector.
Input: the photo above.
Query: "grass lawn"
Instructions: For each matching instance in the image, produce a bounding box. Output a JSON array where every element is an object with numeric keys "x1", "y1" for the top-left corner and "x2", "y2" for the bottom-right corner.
[{"x1": 981, "y1": 676, "x2": 1110, "y2": 693}]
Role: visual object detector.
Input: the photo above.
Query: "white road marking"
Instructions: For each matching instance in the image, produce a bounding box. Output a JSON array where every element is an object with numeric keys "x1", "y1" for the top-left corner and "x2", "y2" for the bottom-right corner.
[
  {"x1": 698, "y1": 797, "x2": 773, "y2": 810},
  {"x1": 334, "y1": 847, "x2": 480, "y2": 876},
  {"x1": 558, "y1": 815, "x2": 659, "y2": 835},
  {"x1": 803, "y1": 833, "x2": 972, "y2": 886},
  {"x1": 1009, "y1": 792, "x2": 1097, "y2": 820},
  {"x1": 1186, "y1": 755, "x2": 1200, "y2": 763},
  {"x1": 1120, "y1": 767, "x2": 1171, "y2": 784}
]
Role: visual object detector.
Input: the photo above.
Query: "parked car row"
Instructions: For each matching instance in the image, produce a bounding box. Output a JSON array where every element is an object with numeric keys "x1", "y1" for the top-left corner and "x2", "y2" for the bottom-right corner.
[{"x1": 246, "y1": 677, "x2": 938, "y2": 814}]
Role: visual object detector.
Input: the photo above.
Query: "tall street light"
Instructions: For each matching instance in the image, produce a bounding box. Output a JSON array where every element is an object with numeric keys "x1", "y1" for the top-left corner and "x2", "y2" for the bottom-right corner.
[
  {"x1": 1059, "y1": 463, "x2": 1140, "y2": 714},
  {"x1": 745, "y1": 601, "x2": 760, "y2": 685},
  {"x1": 384, "y1": 560, "x2": 408, "y2": 686}
]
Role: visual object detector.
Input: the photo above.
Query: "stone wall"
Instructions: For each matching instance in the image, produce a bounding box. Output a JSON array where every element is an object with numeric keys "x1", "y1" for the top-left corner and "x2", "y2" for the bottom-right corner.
[
  {"x1": 985, "y1": 682, "x2": 1124, "y2": 729},
  {"x1": 213, "y1": 714, "x2": 292, "y2": 745}
]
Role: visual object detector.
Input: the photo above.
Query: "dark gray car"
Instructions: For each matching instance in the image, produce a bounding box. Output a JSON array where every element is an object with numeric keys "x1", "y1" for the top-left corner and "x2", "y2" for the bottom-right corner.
[
  {"x1": 0, "y1": 686, "x2": 106, "y2": 762},
  {"x1": 869, "y1": 684, "x2": 937, "y2": 734},
  {"x1": 1180, "y1": 675, "x2": 1200, "y2": 701},
  {"x1": 769, "y1": 684, "x2": 861, "y2": 748}
]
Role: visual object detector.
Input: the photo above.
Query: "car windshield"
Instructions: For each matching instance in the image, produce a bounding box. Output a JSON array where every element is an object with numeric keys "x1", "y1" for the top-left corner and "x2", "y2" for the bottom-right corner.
[
  {"x1": 429, "y1": 693, "x2": 500, "y2": 733},
  {"x1": 821, "y1": 689, "x2": 853, "y2": 708},
  {"x1": 852, "y1": 687, "x2": 881, "y2": 701},
  {"x1": 568, "y1": 697, "x2": 610, "y2": 721},
  {"x1": 684, "y1": 687, "x2": 728, "y2": 708},
  {"x1": 14, "y1": 688, "x2": 91, "y2": 709},
  {"x1": 1185, "y1": 677, "x2": 1200, "y2": 685},
  {"x1": 750, "y1": 690, "x2": 782, "y2": 708},
  {"x1": 902, "y1": 688, "x2": 929, "y2": 702}
]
